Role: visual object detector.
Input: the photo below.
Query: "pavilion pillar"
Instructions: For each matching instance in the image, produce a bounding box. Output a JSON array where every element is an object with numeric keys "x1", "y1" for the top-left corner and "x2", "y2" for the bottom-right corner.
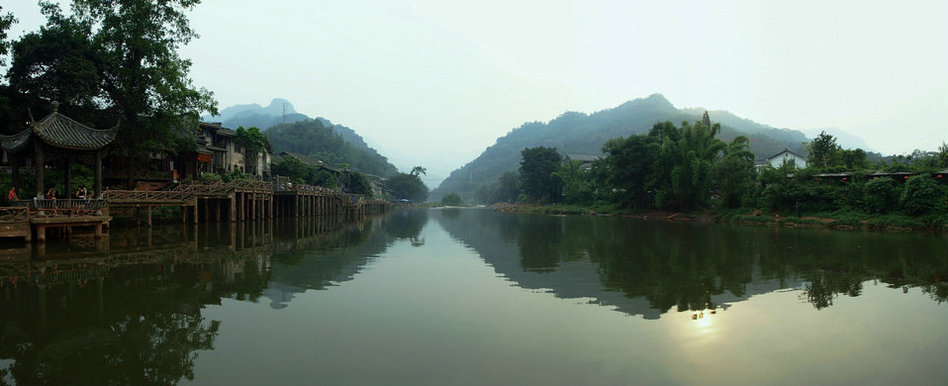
[
  {"x1": 64, "y1": 158, "x2": 72, "y2": 199},
  {"x1": 34, "y1": 142, "x2": 44, "y2": 200},
  {"x1": 192, "y1": 202, "x2": 198, "y2": 224},
  {"x1": 146, "y1": 206, "x2": 152, "y2": 227},
  {"x1": 95, "y1": 149, "x2": 103, "y2": 198},
  {"x1": 229, "y1": 194, "x2": 236, "y2": 222},
  {"x1": 10, "y1": 155, "x2": 20, "y2": 198}
]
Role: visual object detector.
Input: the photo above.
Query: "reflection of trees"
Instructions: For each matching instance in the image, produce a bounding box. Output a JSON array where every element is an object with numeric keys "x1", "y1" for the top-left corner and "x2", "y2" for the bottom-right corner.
[
  {"x1": 9, "y1": 313, "x2": 218, "y2": 385},
  {"x1": 0, "y1": 226, "x2": 274, "y2": 385},
  {"x1": 434, "y1": 209, "x2": 948, "y2": 315},
  {"x1": 382, "y1": 209, "x2": 428, "y2": 242}
]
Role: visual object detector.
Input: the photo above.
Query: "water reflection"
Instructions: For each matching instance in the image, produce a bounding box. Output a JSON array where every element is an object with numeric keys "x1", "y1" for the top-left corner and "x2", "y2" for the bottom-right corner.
[
  {"x1": 431, "y1": 208, "x2": 948, "y2": 317},
  {"x1": 0, "y1": 211, "x2": 425, "y2": 385}
]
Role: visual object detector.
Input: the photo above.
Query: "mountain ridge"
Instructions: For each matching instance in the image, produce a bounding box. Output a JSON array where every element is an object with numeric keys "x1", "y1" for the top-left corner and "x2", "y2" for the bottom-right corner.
[
  {"x1": 209, "y1": 98, "x2": 398, "y2": 177},
  {"x1": 432, "y1": 94, "x2": 817, "y2": 201}
]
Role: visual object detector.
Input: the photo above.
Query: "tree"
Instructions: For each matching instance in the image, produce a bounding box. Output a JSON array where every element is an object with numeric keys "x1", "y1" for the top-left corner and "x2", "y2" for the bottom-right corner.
[
  {"x1": 839, "y1": 148, "x2": 869, "y2": 170},
  {"x1": 654, "y1": 118, "x2": 726, "y2": 210},
  {"x1": 386, "y1": 172, "x2": 428, "y2": 202},
  {"x1": 8, "y1": 0, "x2": 217, "y2": 184},
  {"x1": 899, "y1": 175, "x2": 945, "y2": 216},
  {"x1": 519, "y1": 146, "x2": 562, "y2": 203},
  {"x1": 234, "y1": 126, "x2": 267, "y2": 175},
  {"x1": 712, "y1": 136, "x2": 755, "y2": 209},
  {"x1": 497, "y1": 171, "x2": 521, "y2": 203},
  {"x1": 0, "y1": 5, "x2": 16, "y2": 67},
  {"x1": 808, "y1": 131, "x2": 840, "y2": 169},
  {"x1": 341, "y1": 170, "x2": 372, "y2": 195},
  {"x1": 410, "y1": 166, "x2": 426, "y2": 177},
  {"x1": 599, "y1": 134, "x2": 659, "y2": 208},
  {"x1": 441, "y1": 192, "x2": 463, "y2": 206}
]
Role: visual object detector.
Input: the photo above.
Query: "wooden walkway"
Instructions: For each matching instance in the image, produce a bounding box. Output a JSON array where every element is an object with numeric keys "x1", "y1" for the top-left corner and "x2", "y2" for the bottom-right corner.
[
  {"x1": 3, "y1": 200, "x2": 110, "y2": 242},
  {"x1": 1, "y1": 178, "x2": 392, "y2": 242}
]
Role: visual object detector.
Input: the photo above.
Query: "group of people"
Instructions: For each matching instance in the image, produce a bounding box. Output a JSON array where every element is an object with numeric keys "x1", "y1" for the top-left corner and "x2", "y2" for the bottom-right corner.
[{"x1": 6, "y1": 185, "x2": 91, "y2": 215}]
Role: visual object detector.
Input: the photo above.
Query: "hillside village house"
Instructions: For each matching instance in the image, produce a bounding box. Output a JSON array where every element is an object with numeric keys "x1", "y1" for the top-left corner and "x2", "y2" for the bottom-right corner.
[
  {"x1": 175, "y1": 121, "x2": 271, "y2": 181},
  {"x1": 757, "y1": 149, "x2": 808, "y2": 170}
]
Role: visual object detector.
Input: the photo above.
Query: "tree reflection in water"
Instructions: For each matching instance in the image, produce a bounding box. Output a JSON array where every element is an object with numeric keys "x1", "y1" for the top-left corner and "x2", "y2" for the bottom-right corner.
[{"x1": 432, "y1": 208, "x2": 948, "y2": 315}]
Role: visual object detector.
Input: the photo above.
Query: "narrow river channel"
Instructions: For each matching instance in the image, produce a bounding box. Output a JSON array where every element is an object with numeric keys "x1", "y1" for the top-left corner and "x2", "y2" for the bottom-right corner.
[{"x1": 1, "y1": 208, "x2": 946, "y2": 385}]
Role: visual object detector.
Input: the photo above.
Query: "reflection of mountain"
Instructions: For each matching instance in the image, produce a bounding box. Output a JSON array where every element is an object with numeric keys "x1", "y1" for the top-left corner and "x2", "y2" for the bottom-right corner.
[
  {"x1": 263, "y1": 209, "x2": 429, "y2": 308},
  {"x1": 432, "y1": 209, "x2": 948, "y2": 318}
]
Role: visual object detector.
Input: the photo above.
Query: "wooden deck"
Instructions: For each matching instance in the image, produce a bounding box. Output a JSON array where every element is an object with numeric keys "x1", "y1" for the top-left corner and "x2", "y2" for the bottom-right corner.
[
  {"x1": 1, "y1": 178, "x2": 394, "y2": 243},
  {"x1": 2, "y1": 200, "x2": 111, "y2": 242}
]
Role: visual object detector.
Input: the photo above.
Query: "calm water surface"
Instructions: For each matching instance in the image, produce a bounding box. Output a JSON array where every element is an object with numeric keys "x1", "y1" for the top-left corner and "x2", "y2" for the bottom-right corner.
[{"x1": 1, "y1": 208, "x2": 946, "y2": 385}]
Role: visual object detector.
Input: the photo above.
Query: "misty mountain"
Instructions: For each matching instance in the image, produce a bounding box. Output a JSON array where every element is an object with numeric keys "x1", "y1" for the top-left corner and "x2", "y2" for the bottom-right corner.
[
  {"x1": 433, "y1": 94, "x2": 814, "y2": 201},
  {"x1": 209, "y1": 98, "x2": 398, "y2": 177},
  {"x1": 207, "y1": 98, "x2": 310, "y2": 131},
  {"x1": 803, "y1": 127, "x2": 874, "y2": 152}
]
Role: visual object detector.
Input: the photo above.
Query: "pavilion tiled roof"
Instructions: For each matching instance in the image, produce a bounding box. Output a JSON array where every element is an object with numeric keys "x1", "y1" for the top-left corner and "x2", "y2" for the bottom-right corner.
[{"x1": 0, "y1": 108, "x2": 118, "y2": 152}]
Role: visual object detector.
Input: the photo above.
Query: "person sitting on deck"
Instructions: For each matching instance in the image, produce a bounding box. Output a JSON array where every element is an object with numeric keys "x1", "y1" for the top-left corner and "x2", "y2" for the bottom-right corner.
[
  {"x1": 45, "y1": 187, "x2": 57, "y2": 215},
  {"x1": 8, "y1": 186, "x2": 17, "y2": 202},
  {"x1": 76, "y1": 185, "x2": 88, "y2": 208}
]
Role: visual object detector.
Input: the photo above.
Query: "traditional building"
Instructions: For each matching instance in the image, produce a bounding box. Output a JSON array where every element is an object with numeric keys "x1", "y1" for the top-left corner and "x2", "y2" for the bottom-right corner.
[
  {"x1": 193, "y1": 122, "x2": 271, "y2": 178},
  {"x1": 0, "y1": 102, "x2": 118, "y2": 199},
  {"x1": 762, "y1": 149, "x2": 808, "y2": 169}
]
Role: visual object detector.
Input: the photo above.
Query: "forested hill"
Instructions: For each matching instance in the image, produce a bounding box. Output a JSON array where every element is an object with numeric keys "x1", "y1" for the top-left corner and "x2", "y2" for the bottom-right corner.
[
  {"x1": 266, "y1": 120, "x2": 398, "y2": 177},
  {"x1": 432, "y1": 94, "x2": 811, "y2": 201},
  {"x1": 208, "y1": 98, "x2": 398, "y2": 177}
]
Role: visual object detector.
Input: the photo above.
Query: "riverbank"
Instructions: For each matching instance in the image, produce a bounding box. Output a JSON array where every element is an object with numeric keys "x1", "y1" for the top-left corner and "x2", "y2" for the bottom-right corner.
[{"x1": 489, "y1": 202, "x2": 948, "y2": 233}]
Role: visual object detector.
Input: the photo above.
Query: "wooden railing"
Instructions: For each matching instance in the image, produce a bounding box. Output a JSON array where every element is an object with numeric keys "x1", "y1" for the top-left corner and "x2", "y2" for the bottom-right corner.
[
  {"x1": 10, "y1": 199, "x2": 108, "y2": 217},
  {"x1": 0, "y1": 206, "x2": 29, "y2": 223},
  {"x1": 102, "y1": 190, "x2": 188, "y2": 203}
]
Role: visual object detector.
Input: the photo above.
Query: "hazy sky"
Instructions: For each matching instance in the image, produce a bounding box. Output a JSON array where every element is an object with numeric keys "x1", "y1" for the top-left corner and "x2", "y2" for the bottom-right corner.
[{"x1": 6, "y1": 1, "x2": 948, "y2": 187}]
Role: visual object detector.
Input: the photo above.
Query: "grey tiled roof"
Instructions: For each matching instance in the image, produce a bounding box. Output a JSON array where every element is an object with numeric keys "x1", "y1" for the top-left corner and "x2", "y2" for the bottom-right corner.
[{"x1": 0, "y1": 111, "x2": 118, "y2": 152}]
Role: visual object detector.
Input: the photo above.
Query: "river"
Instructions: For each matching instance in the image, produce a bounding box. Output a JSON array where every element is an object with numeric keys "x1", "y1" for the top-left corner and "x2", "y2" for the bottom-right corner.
[{"x1": 1, "y1": 208, "x2": 946, "y2": 385}]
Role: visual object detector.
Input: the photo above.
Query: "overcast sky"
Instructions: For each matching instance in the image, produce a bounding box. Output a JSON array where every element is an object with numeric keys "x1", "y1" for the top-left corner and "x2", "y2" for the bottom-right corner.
[{"x1": 6, "y1": 1, "x2": 948, "y2": 187}]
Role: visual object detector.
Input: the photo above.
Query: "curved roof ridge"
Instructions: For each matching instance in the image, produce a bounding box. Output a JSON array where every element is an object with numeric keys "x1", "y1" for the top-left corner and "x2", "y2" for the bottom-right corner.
[{"x1": 32, "y1": 111, "x2": 119, "y2": 150}]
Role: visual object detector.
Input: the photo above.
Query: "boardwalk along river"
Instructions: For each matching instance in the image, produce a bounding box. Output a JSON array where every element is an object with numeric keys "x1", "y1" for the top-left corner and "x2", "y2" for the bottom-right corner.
[{"x1": 1, "y1": 208, "x2": 946, "y2": 384}]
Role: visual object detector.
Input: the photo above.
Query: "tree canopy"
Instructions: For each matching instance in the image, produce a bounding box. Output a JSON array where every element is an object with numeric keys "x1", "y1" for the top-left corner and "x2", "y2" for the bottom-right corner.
[
  {"x1": 386, "y1": 172, "x2": 428, "y2": 202},
  {"x1": 519, "y1": 146, "x2": 562, "y2": 203},
  {"x1": 265, "y1": 119, "x2": 397, "y2": 177},
  {"x1": 235, "y1": 126, "x2": 267, "y2": 175},
  {"x1": 6, "y1": 0, "x2": 216, "y2": 180}
]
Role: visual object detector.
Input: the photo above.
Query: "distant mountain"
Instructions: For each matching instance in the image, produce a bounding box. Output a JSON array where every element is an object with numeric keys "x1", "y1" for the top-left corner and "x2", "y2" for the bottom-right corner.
[
  {"x1": 803, "y1": 127, "x2": 874, "y2": 152},
  {"x1": 209, "y1": 98, "x2": 398, "y2": 177},
  {"x1": 432, "y1": 94, "x2": 814, "y2": 201},
  {"x1": 207, "y1": 98, "x2": 311, "y2": 130}
]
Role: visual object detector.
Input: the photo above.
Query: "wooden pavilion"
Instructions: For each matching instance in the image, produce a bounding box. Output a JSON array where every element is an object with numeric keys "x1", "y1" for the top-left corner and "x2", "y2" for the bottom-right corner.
[{"x1": 0, "y1": 102, "x2": 118, "y2": 200}]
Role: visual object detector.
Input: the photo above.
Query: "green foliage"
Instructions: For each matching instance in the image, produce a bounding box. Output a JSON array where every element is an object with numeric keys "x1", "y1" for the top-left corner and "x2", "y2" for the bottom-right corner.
[
  {"x1": 899, "y1": 175, "x2": 946, "y2": 216},
  {"x1": 234, "y1": 126, "x2": 268, "y2": 175},
  {"x1": 519, "y1": 146, "x2": 562, "y2": 203},
  {"x1": 387, "y1": 172, "x2": 428, "y2": 202},
  {"x1": 713, "y1": 136, "x2": 755, "y2": 209},
  {"x1": 598, "y1": 134, "x2": 658, "y2": 208},
  {"x1": 863, "y1": 177, "x2": 900, "y2": 214},
  {"x1": 553, "y1": 159, "x2": 595, "y2": 205},
  {"x1": 653, "y1": 118, "x2": 726, "y2": 210},
  {"x1": 0, "y1": 6, "x2": 14, "y2": 66},
  {"x1": 808, "y1": 131, "x2": 840, "y2": 169},
  {"x1": 341, "y1": 171, "x2": 372, "y2": 195},
  {"x1": 8, "y1": 0, "x2": 217, "y2": 177},
  {"x1": 441, "y1": 192, "x2": 463, "y2": 206},
  {"x1": 266, "y1": 120, "x2": 397, "y2": 177},
  {"x1": 221, "y1": 169, "x2": 246, "y2": 183},
  {"x1": 473, "y1": 171, "x2": 521, "y2": 204},
  {"x1": 271, "y1": 156, "x2": 310, "y2": 184}
]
